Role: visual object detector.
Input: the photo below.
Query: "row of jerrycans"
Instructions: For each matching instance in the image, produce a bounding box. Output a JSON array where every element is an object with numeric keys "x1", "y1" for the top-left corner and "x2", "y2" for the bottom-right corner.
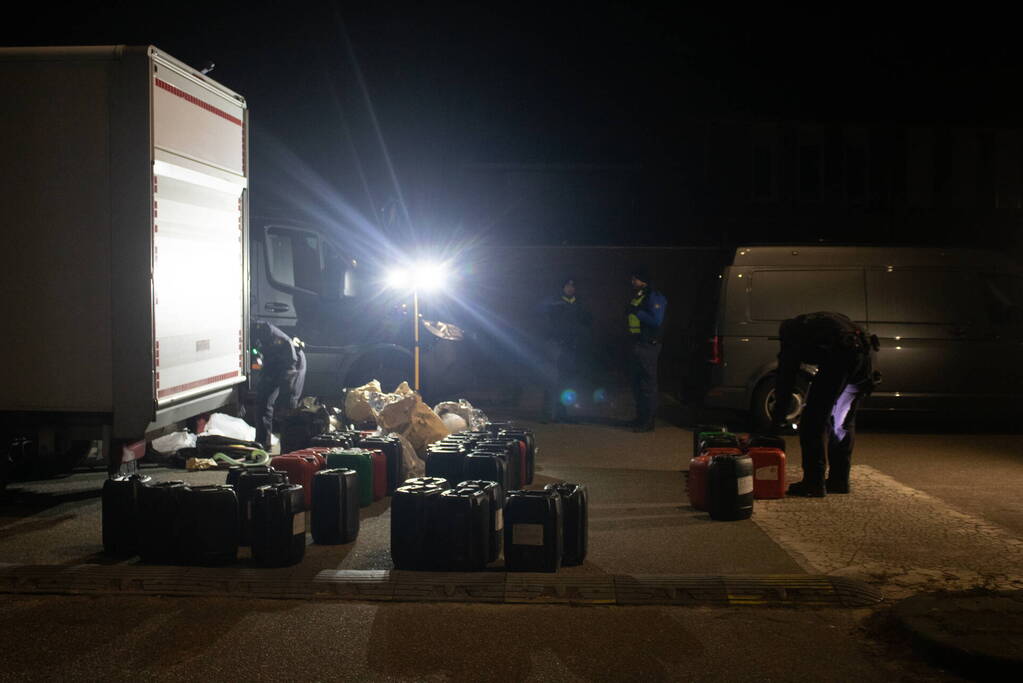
[
  {"x1": 391, "y1": 476, "x2": 587, "y2": 573},
  {"x1": 290, "y1": 431, "x2": 405, "y2": 504},
  {"x1": 102, "y1": 463, "x2": 366, "y2": 568},
  {"x1": 229, "y1": 461, "x2": 364, "y2": 550},
  {"x1": 425, "y1": 426, "x2": 536, "y2": 495},
  {"x1": 103, "y1": 473, "x2": 308, "y2": 567},
  {"x1": 687, "y1": 429, "x2": 787, "y2": 521}
]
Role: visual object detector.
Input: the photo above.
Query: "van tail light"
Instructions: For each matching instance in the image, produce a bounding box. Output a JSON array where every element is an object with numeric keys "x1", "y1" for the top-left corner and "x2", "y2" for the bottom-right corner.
[{"x1": 707, "y1": 335, "x2": 722, "y2": 365}]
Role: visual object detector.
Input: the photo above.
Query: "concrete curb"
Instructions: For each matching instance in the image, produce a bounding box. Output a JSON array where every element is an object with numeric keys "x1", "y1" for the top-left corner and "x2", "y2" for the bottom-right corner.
[
  {"x1": 0, "y1": 563, "x2": 883, "y2": 607},
  {"x1": 891, "y1": 590, "x2": 1023, "y2": 680}
]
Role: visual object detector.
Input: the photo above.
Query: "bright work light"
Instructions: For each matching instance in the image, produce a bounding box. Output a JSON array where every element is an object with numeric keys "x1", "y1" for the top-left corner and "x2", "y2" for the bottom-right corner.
[
  {"x1": 386, "y1": 268, "x2": 410, "y2": 290},
  {"x1": 386, "y1": 261, "x2": 448, "y2": 292},
  {"x1": 384, "y1": 259, "x2": 451, "y2": 391},
  {"x1": 413, "y1": 262, "x2": 447, "y2": 292}
]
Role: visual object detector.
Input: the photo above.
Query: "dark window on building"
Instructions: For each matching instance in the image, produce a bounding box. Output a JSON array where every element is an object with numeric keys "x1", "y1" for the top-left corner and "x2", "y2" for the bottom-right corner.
[
  {"x1": 907, "y1": 128, "x2": 935, "y2": 209},
  {"x1": 846, "y1": 144, "x2": 867, "y2": 204},
  {"x1": 752, "y1": 144, "x2": 774, "y2": 201},
  {"x1": 799, "y1": 145, "x2": 821, "y2": 201}
]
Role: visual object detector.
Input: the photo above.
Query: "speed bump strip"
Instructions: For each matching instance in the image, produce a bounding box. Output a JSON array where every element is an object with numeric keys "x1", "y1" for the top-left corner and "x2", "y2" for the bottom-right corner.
[
  {"x1": 724, "y1": 575, "x2": 841, "y2": 607},
  {"x1": 0, "y1": 565, "x2": 883, "y2": 607},
  {"x1": 313, "y1": 570, "x2": 395, "y2": 600},
  {"x1": 0, "y1": 564, "x2": 320, "y2": 600},
  {"x1": 615, "y1": 575, "x2": 728, "y2": 606},
  {"x1": 505, "y1": 574, "x2": 615, "y2": 604},
  {"x1": 389, "y1": 571, "x2": 505, "y2": 603}
]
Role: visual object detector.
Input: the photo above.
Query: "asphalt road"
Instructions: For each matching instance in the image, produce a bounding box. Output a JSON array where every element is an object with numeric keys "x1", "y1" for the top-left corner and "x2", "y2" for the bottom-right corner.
[{"x1": 3, "y1": 400, "x2": 1021, "y2": 681}]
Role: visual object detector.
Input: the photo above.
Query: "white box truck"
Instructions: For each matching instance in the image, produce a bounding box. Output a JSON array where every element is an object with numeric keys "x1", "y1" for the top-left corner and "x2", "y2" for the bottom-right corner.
[{"x1": 0, "y1": 46, "x2": 249, "y2": 486}]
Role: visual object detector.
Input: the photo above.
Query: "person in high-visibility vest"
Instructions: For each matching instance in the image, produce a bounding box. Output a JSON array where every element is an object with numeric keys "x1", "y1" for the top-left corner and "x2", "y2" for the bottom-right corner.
[
  {"x1": 539, "y1": 277, "x2": 592, "y2": 422},
  {"x1": 627, "y1": 266, "x2": 667, "y2": 432}
]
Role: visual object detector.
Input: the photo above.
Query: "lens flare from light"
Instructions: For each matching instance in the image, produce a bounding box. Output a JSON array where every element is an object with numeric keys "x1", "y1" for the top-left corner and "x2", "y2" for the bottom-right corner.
[
  {"x1": 559, "y1": 389, "x2": 578, "y2": 407},
  {"x1": 386, "y1": 269, "x2": 410, "y2": 289},
  {"x1": 413, "y1": 262, "x2": 447, "y2": 292},
  {"x1": 592, "y1": 388, "x2": 607, "y2": 404}
]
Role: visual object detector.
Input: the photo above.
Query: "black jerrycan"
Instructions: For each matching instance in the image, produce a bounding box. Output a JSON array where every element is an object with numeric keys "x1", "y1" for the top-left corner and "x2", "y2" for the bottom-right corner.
[{"x1": 708, "y1": 454, "x2": 754, "y2": 521}]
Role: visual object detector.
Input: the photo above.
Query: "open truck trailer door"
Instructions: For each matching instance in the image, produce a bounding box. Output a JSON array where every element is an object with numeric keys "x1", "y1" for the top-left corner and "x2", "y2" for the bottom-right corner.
[{"x1": 0, "y1": 46, "x2": 249, "y2": 486}]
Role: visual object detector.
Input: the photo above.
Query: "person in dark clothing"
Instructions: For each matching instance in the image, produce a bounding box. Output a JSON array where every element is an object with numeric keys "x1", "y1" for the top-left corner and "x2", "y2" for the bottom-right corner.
[
  {"x1": 253, "y1": 320, "x2": 307, "y2": 449},
  {"x1": 771, "y1": 311, "x2": 879, "y2": 497},
  {"x1": 627, "y1": 266, "x2": 667, "y2": 432},
  {"x1": 540, "y1": 277, "x2": 592, "y2": 422}
]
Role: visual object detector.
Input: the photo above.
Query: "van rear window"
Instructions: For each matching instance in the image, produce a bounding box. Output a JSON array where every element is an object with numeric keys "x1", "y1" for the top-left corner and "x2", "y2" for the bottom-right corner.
[{"x1": 750, "y1": 270, "x2": 865, "y2": 321}]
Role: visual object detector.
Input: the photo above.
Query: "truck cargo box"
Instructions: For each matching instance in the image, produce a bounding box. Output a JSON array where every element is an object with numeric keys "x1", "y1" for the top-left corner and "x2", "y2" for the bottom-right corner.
[{"x1": 0, "y1": 46, "x2": 249, "y2": 472}]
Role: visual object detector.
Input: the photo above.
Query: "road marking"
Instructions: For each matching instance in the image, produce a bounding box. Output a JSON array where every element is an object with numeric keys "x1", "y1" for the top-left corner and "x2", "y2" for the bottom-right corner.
[{"x1": 752, "y1": 464, "x2": 1023, "y2": 598}]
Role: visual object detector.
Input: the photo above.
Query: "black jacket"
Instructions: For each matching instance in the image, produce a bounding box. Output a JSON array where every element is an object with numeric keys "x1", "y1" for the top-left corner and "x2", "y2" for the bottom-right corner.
[
  {"x1": 542, "y1": 296, "x2": 592, "y2": 350},
  {"x1": 255, "y1": 321, "x2": 301, "y2": 380},
  {"x1": 772, "y1": 312, "x2": 874, "y2": 423}
]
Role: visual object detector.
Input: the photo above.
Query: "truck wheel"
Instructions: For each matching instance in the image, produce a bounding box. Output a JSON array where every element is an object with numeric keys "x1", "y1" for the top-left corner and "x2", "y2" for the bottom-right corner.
[
  {"x1": 53, "y1": 440, "x2": 92, "y2": 475},
  {"x1": 750, "y1": 375, "x2": 807, "y2": 434},
  {"x1": 4, "y1": 435, "x2": 91, "y2": 482},
  {"x1": 7, "y1": 436, "x2": 37, "y2": 481}
]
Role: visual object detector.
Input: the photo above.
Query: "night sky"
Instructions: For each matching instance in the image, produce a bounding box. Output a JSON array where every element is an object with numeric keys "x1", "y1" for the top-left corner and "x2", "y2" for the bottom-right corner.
[{"x1": 5, "y1": 4, "x2": 1021, "y2": 247}]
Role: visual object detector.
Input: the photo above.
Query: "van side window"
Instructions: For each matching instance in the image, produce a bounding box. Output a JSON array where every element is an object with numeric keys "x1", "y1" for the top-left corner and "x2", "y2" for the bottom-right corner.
[
  {"x1": 750, "y1": 270, "x2": 865, "y2": 321},
  {"x1": 867, "y1": 270, "x2": 980, "y2": 324}
]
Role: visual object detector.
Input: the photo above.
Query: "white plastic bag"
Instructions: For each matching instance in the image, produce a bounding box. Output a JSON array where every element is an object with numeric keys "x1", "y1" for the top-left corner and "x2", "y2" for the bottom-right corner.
[
  {"x1": 440, "y1": 412, "x2": 468, "y2": 433},
  {"x1": 202, "y1": 413, "x2": 255, "y2": 441},
  {"x1": 151, "y1": 430, "x2": 197, "y2": 454},
  {"x1": 201, "y1": 413, "x2": 278, "y2": 448}
]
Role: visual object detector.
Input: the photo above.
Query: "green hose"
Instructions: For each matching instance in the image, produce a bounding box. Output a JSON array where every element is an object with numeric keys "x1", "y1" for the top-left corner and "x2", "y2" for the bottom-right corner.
[{"x1": 212, "y1": 449, "x2": 270, "y2": 467}]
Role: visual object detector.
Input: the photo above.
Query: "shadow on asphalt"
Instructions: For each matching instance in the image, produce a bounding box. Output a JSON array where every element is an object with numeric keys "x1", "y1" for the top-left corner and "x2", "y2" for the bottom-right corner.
[
  {"x1": 365, "y1": 603, "x2": 697, "y2": 680},
  {"x1": 0, "y1": 488, "x2": 102, "y2": 521},
  {"x1": 0, "y1": 514, "x2": 78, "y2": 539}
]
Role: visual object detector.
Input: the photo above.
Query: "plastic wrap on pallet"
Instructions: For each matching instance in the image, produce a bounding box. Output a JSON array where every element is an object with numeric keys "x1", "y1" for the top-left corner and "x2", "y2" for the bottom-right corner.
[{"x1": 433, "y1": 399, "x2": 490, "y2": 432}]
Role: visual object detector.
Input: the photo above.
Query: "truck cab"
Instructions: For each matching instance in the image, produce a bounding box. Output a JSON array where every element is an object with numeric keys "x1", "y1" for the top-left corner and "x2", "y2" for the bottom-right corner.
[{"x1": 249, "y1": 216, "x2": 414, "y2": 401}]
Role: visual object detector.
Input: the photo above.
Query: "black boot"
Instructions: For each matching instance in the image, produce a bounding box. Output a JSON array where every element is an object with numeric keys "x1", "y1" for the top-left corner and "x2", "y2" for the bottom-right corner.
[
  {"x1": 787, "y1": 480, "x2": 826, "y2": 497},
  {"x1": 825, "y1": 478, "x2": 850, "y2": 494}
]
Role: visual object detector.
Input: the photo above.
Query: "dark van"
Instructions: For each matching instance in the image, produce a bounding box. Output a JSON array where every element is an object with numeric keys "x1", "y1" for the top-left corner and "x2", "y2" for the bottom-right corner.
[{"x1": 702, "y1": 246, "x2": 1023, "y2": 430}]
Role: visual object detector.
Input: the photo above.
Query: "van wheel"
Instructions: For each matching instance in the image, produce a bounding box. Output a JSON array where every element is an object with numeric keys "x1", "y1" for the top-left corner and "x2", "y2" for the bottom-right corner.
[{"x1": 751, "y1": 375, "x2": 807, "y2": 434}]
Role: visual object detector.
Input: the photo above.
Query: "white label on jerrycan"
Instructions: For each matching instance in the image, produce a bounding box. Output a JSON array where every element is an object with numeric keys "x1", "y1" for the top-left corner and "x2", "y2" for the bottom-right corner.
[
  {"x1": 756, "y1": 465, "x2": 779, "y2": 481},
  {"x1": 293, "y1": 511, "x2": 306, "y2": 536},
  {"x1": 737, "y1": 476, "x2": 754, "y2": 496},
  {"x1": 513, "y1": 523, "x2": 544, "y2": 546},
  {"x1": 495, "y1": 508, "x2": 504, "y2": 531}
]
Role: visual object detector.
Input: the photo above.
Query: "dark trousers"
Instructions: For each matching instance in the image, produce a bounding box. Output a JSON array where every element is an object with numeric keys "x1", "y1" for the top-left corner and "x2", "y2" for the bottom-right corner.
[
  {"x1": 255, "y1": 351, "x2": 306, "y2": 448},
  {"x1": 798, "y1": 350, "x2": 863, "y2": 487},
  {"x1": 629, "y1": 340, "x2": 661, "y2": 426},
  {"x1": 542, "y1": 342, "x2": 579, "y2": 420}
]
